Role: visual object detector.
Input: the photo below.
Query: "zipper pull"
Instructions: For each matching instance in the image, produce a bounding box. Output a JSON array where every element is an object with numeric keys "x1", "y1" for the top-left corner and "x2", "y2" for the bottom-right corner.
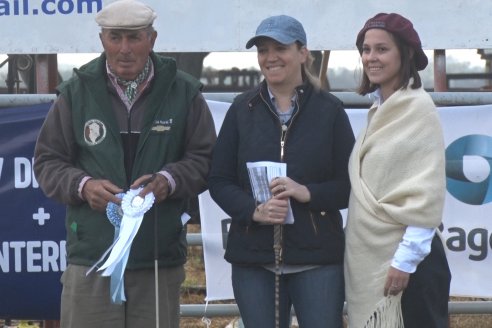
[{"x1": 280, "y1": 124, "x2": 287, "y2": 160}]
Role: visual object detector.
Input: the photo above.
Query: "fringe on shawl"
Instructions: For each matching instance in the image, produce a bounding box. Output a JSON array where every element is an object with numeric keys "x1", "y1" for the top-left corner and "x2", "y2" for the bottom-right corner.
[{"x1": 361, "y1": 295, "x2": 404, "y2": 328}]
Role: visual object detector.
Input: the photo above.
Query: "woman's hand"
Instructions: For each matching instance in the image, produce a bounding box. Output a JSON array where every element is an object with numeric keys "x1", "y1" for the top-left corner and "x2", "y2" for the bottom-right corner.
[
  {"x1": 269, "y1": 177, "x2": 311, "y2": 203},
  {"x1": 384, "y1": 266, "x2": 410, "y2": 296},
  {"x1": 252, "y1": 198, "x2": 289, "y2": 224}
]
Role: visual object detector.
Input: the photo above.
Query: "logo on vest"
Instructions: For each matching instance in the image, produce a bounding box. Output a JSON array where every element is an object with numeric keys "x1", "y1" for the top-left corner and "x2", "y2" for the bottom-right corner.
[
  {"x1": 84, "y1": 119, "x2": 106, "y2": 146},
  {"x1": 151, "y1": 119, "x2": 173, "y2": 133}
]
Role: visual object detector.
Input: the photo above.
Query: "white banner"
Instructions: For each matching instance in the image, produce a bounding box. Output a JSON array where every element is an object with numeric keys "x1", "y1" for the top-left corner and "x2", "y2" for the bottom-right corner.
[
  {"x1": 2, "y1": 0, "x2": 492, "y2": 54},
  {"x1": 201, "y1": 102, "x2": 492, "y2": 301},
  {"x1": 439, "y1": 105, "x2": 492, "y2": 297}
]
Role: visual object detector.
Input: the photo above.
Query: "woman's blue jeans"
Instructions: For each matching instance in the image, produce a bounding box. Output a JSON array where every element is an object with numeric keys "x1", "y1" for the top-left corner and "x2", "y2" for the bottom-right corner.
[{"x1": 231, "y1": 264, "x2": 344, "y2": 328}]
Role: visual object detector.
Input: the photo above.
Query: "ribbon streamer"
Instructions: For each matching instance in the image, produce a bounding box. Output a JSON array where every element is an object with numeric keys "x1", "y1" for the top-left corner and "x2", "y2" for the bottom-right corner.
[{"x1": 88, "y1": 187, "x2": 155, "y2": 304}]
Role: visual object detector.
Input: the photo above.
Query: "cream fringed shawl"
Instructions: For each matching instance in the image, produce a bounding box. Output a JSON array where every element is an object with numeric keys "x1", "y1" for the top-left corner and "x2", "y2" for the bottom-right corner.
[{"x1": 344, "y1": 86, "x2": 446, "y2": 328}]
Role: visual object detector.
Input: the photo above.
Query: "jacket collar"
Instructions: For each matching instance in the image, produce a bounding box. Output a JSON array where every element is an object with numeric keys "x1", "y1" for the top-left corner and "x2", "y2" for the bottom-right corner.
[
  {"x1": 72, "y1": 51, "x2": 176, "y2": 83},
  {"x1": 247, "y1": 80, "x2": 312, "y2": 110}
]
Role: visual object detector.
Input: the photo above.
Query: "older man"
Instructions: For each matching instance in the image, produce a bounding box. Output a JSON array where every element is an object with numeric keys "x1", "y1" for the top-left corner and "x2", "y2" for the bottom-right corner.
[{"x1": 33, "y1": 0, "x2": 216, "y2": 327}]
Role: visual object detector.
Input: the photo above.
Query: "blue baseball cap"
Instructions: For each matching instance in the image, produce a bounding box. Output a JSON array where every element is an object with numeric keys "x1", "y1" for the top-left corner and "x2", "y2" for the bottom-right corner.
[{"x1": 245, "y1": 15, "x2": 307, "y2": 49}]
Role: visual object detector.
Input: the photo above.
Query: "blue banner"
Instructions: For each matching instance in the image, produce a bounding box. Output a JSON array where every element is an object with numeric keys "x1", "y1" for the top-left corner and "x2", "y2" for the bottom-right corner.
[{"x1": 0, "y1": 103, "x2": 65, "y2": 320}]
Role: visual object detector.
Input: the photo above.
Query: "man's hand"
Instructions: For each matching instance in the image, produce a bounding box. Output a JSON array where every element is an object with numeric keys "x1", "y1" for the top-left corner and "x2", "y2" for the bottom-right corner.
[
  {"x1": 131, "y1": 173, "x2": 170, "y2": 203},
  {"x1": 82, "y1": 179, "x2": 124, "y2": 212}
]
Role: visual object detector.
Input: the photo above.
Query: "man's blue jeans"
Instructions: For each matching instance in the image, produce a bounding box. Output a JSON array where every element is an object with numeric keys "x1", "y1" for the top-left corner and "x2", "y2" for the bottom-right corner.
[{"x1": 231, "y1": 264, "x2": 344, "y2": 328}]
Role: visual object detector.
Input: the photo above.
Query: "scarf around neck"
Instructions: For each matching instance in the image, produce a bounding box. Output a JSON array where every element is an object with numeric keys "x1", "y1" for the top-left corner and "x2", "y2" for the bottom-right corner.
[{"x1": 112, "y1": 57, "x2": 151, "y2": 103}]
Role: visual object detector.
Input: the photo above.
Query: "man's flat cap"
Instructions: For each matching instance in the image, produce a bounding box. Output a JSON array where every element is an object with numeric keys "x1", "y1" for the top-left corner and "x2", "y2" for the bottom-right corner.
[{"x1": 95, "y1": 0, "x2": 157, "y2": 30}]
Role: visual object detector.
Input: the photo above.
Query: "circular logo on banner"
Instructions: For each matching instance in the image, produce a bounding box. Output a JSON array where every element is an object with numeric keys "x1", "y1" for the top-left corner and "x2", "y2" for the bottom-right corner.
[
  {"x1": 446, "y1": 134, "x2": 492, "y2": 205},
  {"x1": 83, "y1": 119, "x2": 106, "y2": 146}
]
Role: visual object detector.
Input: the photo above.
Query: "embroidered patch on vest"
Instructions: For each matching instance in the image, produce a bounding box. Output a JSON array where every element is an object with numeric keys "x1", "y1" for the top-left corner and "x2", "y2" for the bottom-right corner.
[
  {"x1": 84, "y1": 119, "x2": 107, "y2": 146},
  {"x1": 150, "y1": 119, "x2": 173, "y2": 133}
]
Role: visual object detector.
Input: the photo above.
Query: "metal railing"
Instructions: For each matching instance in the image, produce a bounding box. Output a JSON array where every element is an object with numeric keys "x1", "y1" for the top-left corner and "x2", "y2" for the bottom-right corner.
[
  {"x1": 3, "y1": 91, "x2": 492, "y2": 108},
  {"x1": 180, "y1": 302, "x2": 492, "y2": 317}
]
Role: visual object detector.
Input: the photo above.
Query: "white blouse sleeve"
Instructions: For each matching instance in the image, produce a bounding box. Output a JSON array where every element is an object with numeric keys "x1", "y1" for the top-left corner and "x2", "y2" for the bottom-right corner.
[{"x1": 391, "y1": 226, "x2": 436, "y2": 273}]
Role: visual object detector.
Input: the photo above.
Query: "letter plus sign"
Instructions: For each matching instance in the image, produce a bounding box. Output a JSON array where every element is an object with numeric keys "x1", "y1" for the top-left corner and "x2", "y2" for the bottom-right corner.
[{"x1": 33, "y1": 208, "x2": 51, "y2": 226}]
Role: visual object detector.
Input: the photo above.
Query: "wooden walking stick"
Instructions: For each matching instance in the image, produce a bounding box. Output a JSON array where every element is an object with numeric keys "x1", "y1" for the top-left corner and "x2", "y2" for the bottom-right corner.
[{"x1": 273, "y1": 224, "x2": 282, "y2": 328}]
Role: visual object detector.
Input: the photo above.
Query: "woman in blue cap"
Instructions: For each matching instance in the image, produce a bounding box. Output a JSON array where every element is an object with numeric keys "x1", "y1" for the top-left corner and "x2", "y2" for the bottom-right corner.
[
  {"x1": 208, "y1": 14, "x2": 355, "y2": 328},
  {"x1": 345, "y1": 12, "x2": 451, "y2": 328}
]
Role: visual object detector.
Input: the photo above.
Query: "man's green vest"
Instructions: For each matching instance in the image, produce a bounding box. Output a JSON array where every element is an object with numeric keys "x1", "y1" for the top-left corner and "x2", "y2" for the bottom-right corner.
[{"x1": 58, "y1": 53, "x2": 201, "y2": 269}]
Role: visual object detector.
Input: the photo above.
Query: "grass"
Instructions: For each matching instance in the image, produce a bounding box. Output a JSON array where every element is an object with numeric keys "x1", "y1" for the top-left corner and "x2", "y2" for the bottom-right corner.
[{"x1": 180, "y1": 224, "x2": 234, "y2": 328}]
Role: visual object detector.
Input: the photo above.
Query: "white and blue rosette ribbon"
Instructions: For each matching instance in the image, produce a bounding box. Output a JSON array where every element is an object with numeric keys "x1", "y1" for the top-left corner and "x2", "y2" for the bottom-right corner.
[{"x1": 87, "y1": 187, "x2": 155, "y2": 304}]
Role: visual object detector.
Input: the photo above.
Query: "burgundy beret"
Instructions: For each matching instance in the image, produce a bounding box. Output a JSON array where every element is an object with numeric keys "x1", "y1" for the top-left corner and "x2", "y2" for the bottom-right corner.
[{"x1": 356, "y1": 13, "x2": 428, "y2": 71}]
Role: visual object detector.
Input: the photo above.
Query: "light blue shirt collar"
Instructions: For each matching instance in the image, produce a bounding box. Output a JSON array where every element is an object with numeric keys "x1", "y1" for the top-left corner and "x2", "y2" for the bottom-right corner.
[{"x1": 369, "y1": 88, "x2": 383, "y2": 106}]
